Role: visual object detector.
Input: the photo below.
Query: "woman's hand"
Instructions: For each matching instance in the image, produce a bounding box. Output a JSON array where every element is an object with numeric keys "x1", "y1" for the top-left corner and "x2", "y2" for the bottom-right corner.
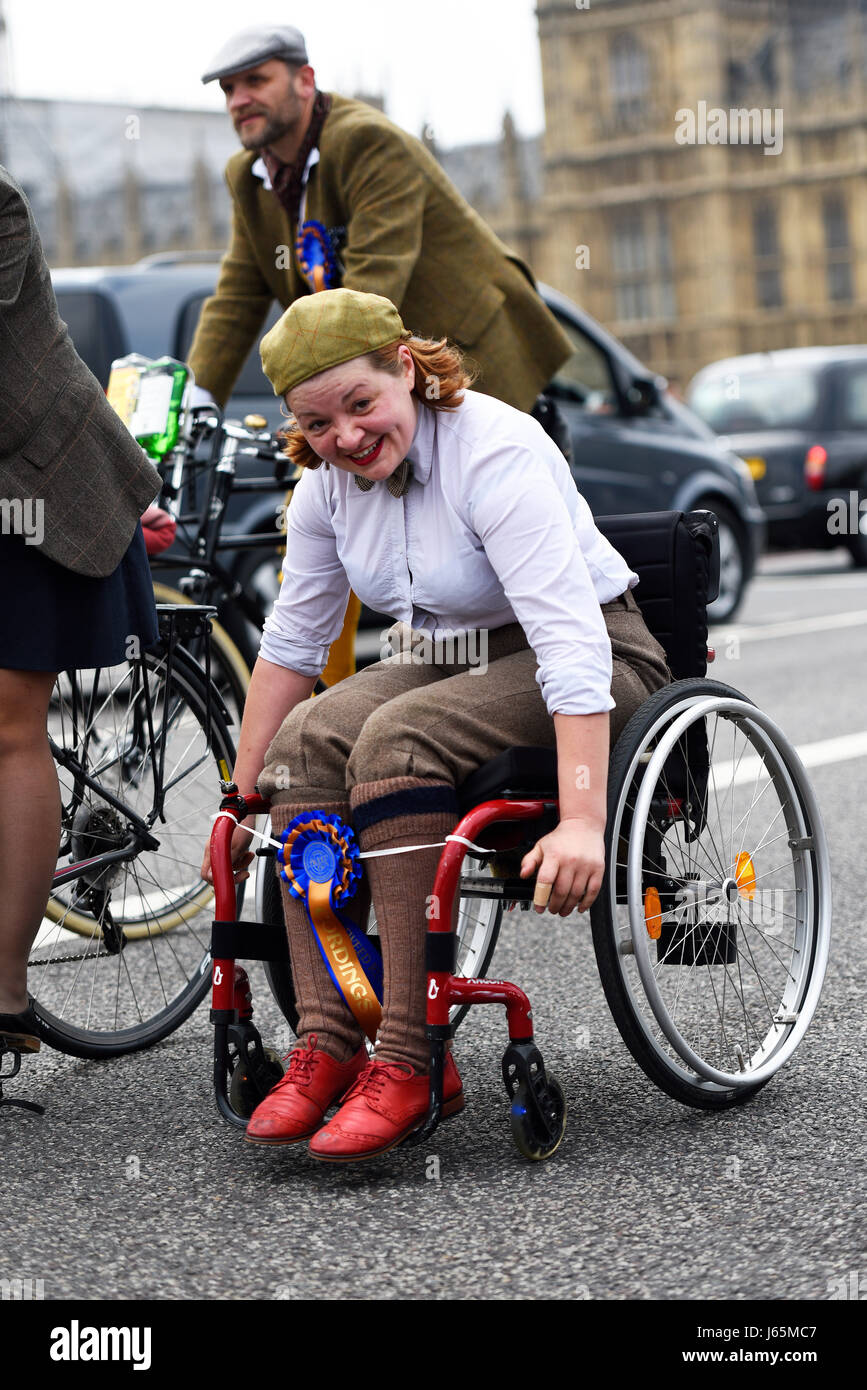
[
  {"x1": 520, "y1": 818, "x2": 606, "y2": 916},
  {"x1": 201, "y1": 822, "x2": 255, "y2": 887}
]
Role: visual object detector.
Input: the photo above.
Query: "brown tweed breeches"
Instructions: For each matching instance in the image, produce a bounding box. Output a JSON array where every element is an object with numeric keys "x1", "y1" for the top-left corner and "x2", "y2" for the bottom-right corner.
[{"x1": 258, "y1": 589, "x2": 672, "y2": 804}]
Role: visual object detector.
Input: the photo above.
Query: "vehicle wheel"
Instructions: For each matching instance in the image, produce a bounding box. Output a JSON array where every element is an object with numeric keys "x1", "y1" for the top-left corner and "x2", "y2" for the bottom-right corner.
[
  {"x1": 591, "y1": 680, "x2": 831, "y2": 1110},
  {"x1": 33, "y1": 643, "x2": 239, "y2": 1058},
  {"x1": 843, "y1": 495, "x2": 867, "y2": 567},
  {"x1": 257, "y1": 822, "x2": 503, "y2": 1034},
  {"x1": 152, "y1": 582, "x2": 250, "y2": 724},
  {"x1": 700, "y1": 501, "x2": 749, "y2": 624}
]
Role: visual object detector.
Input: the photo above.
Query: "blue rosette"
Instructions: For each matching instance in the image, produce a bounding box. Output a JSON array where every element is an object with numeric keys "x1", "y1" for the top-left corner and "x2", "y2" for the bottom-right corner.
[
  {"x1": 295, "y1": 220, "x2": 338, "y2": 292},
  {"x1": 277, "y1": 811, "x2": 362, "y2": 908},
  {"x1": 276, "y1": 811, "x2": 383, "y2": 1014}
]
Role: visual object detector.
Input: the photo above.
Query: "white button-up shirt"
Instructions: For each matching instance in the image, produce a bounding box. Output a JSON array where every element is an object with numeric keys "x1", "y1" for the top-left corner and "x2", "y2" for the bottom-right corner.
[
  {"x1": 251, "y1": 148, "x2": 320, "y2": 225},
  {"x1": 259, "y1": 392, "x2": 638, "y2": 715}
]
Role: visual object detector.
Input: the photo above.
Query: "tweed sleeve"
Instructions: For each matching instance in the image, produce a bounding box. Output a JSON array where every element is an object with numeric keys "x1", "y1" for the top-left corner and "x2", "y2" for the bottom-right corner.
[
  {"x1": 0, "y1": 178, "x2": 31, "y2": 308},
  {"x1": 185, "y1": 177, "x2": 274, "y2": 406}
]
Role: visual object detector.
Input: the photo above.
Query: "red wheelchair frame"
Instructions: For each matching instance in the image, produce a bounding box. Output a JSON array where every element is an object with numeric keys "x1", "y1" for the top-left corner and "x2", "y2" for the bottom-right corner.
[
  {"x1": 209, "y1": 786, "x2": 568, "y2": 1156},
  {"x1": 207, "y1": 510, "x2": 724, "y2": 1158}
]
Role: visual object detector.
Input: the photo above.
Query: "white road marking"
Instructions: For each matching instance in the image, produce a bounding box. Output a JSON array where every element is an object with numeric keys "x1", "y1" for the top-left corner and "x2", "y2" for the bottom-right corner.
[
  {"x1": 715, "y1": 730, "x2": 867, "y2": 787},
  {"x1": 715, "y1": 609, "x2": 867, "y2": 644},
  {"x1": 756, "y1": 576, "x2": 867, "y2": 591}
]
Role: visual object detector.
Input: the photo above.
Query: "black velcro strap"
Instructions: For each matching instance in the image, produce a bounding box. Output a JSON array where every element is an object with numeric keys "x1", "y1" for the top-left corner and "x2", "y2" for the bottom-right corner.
[
  {"x1": 211, "y1": 920, "x2": 289, "y2": 962},
  {"x1": 425, "y1": 1023, "x2": 454, "y2": 1041},
  {"x1": 425, "y1": 932, "x2": 457, "y2": 973}
]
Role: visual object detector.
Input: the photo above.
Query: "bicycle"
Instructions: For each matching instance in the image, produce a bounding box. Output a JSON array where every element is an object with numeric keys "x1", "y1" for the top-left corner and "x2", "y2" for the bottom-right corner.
[
  {"x1": 148, "y1": 405, "x2": 296, "y2": 719},
  {"x1": 30, "y1": 604, "x2": 239, "y2": 1059}
]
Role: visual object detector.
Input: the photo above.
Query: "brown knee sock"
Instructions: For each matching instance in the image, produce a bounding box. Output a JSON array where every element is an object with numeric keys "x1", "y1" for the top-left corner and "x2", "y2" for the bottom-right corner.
[
  {"x1": 350, "y1": 778, "x2": 458, "y2": 1074},
  {"x1": 270, "y1": 801, "x2": 367, "y2": 1063}
]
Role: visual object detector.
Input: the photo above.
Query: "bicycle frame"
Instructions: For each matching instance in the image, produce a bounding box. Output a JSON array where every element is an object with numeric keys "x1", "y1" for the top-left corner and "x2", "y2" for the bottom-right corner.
[
  {"x1": 152, "y1": 406, "x2": 295, "y2": 650},
  {"x1": 50, "y1": 607, "x2": 221, "y2": 893}
]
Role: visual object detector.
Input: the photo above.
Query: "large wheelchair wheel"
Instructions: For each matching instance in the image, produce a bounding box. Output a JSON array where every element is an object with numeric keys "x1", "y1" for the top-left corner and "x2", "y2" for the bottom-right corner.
[
  {"x1": 591, "y1": 679, "x2": 831, "y2": 1110},
  {"x1": 256, "y1": 819, "x2": 502, "y2": 1033}
]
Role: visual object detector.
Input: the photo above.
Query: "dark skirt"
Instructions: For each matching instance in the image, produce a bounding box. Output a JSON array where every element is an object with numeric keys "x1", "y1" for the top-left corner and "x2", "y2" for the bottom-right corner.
[{"x1": 0, "y1": 523, "x2": 159, "y2": 672}]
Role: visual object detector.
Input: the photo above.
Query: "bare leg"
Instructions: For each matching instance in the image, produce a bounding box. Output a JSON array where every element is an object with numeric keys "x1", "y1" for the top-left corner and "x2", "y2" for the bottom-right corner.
[{"x1": 0, "y1": 668, "x2": 60, "y2": 1014}]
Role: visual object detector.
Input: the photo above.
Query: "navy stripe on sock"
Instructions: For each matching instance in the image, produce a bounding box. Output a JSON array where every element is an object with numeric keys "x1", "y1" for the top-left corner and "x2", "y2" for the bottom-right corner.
[{"x1": 352, "y1": 785, "x2": 458, "y2": 836}]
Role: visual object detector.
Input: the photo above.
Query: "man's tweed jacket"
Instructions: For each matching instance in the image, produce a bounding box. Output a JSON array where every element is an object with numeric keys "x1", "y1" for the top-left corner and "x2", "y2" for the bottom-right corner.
[
  {"x1": 0, "y1": 166, "x2": 161, "y2": 577},
  {"x1": 187, "y1": 95, "x2": 573, "y2": 412}
]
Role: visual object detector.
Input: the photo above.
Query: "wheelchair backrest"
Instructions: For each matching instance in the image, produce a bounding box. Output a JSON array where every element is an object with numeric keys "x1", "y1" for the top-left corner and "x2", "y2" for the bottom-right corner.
[{"x1": 594, "y1": 511, "x2": 719, "y2": 680}]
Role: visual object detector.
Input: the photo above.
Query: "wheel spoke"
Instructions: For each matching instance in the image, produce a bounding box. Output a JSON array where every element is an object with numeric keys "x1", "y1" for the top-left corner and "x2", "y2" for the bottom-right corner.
[
  {"x1": 597, "y1": 685, "x2": 829, "y2": 1102},
  {"x1": 33, "y1": 644, "x2": 235, "y2": 1054}
]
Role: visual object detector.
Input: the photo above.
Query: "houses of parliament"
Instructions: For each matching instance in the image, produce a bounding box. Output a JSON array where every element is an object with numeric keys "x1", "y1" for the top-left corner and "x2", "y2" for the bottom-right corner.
[{"x1": 4, "y1": 0, "x2": 867, "y2": 381}]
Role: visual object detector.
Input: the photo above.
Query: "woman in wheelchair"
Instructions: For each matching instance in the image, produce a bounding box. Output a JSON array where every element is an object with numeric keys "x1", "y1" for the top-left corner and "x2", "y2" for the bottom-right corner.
[{"x1": 202, "y1": 288, "x2": 672, "y2": 1161}]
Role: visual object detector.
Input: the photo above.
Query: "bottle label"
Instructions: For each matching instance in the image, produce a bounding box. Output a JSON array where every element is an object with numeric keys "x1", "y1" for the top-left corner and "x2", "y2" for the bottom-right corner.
[
  {"x1": 132, "y1": 374, "x2": 174, "y2": 440},
  {"x1": 106, "y1": 365, "x2": 142, "y2": 427}
]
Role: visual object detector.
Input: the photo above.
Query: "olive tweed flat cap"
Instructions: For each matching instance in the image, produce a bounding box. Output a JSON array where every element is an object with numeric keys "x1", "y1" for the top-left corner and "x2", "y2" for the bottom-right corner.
[
  {"x1": 260, "y1": 289, "x2": 410, "y2": 397},
  {"x1": 201, "y1": 24, "x2": 308, "y2": 84}
]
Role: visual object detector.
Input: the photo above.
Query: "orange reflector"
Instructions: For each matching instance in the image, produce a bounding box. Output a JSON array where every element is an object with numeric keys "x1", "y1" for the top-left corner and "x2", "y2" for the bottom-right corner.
[
  {"x1": 645, "y1": 886, "x2": 662, "y2": 939},
  {"x1": 735, "y1": 852, "x2": 756, "y2": 899}
]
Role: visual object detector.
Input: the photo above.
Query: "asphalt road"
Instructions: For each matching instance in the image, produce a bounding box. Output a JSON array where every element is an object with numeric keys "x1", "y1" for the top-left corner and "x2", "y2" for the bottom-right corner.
[{"x1": 3, "y1": 548, "x2": 865, "y2": 1304}]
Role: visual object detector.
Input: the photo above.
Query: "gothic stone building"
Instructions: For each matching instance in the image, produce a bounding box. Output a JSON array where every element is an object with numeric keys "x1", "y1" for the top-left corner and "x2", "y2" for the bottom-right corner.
[{"x1": 535, "y1": 0, "x2": 867, "y2": 382}]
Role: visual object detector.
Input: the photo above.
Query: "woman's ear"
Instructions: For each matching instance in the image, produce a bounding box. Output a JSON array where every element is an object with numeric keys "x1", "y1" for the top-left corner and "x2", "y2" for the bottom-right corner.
[{"x1": 397, "y1": 342, "x2": 415, "y2": 383}]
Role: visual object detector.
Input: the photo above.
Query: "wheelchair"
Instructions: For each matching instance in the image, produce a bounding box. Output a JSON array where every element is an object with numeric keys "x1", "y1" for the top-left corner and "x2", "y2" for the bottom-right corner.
[{"x1": 207, "y1": 511, "x2": 831, "y2": 1160}]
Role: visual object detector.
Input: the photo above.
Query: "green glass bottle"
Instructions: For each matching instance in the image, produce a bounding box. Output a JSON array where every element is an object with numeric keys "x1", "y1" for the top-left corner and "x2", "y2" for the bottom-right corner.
[{"x1": 130, "y1": 357, "x2": 192, "y2": 460}]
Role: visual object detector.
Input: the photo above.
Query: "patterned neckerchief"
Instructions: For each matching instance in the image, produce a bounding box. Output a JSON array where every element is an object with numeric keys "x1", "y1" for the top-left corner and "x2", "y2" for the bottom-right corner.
[
  {"x1": 261, "y1": 90, "x2": 332, "y2": 228},
  {"x1": 352, "y1": 460, "x2": 413, "y2": 498}
]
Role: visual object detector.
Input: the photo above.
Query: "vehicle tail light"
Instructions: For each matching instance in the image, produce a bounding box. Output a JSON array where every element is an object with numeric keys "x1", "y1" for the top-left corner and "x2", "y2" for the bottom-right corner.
[{"x1": 805, "y1": 445, "x2": 828, "y2": 491}]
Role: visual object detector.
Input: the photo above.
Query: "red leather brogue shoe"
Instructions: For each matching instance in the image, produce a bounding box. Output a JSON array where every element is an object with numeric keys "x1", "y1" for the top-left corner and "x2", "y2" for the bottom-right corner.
[
  {"x1": 245, "y1": 1034, "x2": 368, "y2": 1146},
  {"x1": 308, "y1": 1053, "x2": 464, "y2": 1162}
]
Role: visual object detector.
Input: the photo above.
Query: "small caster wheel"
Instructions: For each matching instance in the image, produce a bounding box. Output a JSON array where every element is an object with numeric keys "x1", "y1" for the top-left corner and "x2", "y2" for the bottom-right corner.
[
  {"x1": 509, "y1": 1076, "x2": 566, "y2": 1161},
  {"x1": 502, "y1": 1039, "x2": 567, "y2": 1161},
  {"x1": 229, "y1": 1046, "x2": 284, "y2": 1119}
]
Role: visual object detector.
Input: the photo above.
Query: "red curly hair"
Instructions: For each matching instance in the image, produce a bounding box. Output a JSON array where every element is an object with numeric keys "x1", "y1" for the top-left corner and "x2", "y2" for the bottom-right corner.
[{"x1": 279, "y1": 335, "x2": 478, "y2": 472}]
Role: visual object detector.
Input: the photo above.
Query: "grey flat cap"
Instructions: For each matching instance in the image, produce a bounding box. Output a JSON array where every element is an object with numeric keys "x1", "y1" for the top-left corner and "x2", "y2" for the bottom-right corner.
[{"x1": 201, "y1": 24, "x2": 308, "y2": 84}]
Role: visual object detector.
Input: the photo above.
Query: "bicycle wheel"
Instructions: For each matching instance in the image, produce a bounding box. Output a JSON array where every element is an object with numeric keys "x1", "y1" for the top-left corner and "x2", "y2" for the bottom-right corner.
[
  {"x1": 256, "y1": 819, "x2": 502, "y2": 1033},
  {"x1": 152, "y1": 581, "x2": 250, "y2": 724},
  {"x1": 591, "y1": 679, "x2": 831, "y2": 1110},
  {"x1": 32, "y1": 642, "x2": 237, "y2": 1058}
]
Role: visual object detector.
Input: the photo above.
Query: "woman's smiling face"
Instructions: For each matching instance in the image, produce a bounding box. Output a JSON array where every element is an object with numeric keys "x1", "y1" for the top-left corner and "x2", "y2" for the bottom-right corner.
[{"x1": 287, "y1": 344, "x2": 417, "y2": 482}]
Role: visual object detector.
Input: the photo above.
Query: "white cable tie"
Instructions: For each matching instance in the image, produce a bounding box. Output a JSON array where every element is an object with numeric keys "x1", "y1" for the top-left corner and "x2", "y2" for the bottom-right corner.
[
  {"x1": 359, "y1": 834, "x2": 489, "y2": 859},
  {"x1": 210, "y1": 814, "x2": 489, "y2": 860},
  {"x1": 358, "y1": 841, "x2": 447, "y2": 859},
  {"x1": 445, "y1": 833, "x2": 491, "y2": 855},
  {"x1": 210, "y1": 811, "x2": 283, "y2": 852}
]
